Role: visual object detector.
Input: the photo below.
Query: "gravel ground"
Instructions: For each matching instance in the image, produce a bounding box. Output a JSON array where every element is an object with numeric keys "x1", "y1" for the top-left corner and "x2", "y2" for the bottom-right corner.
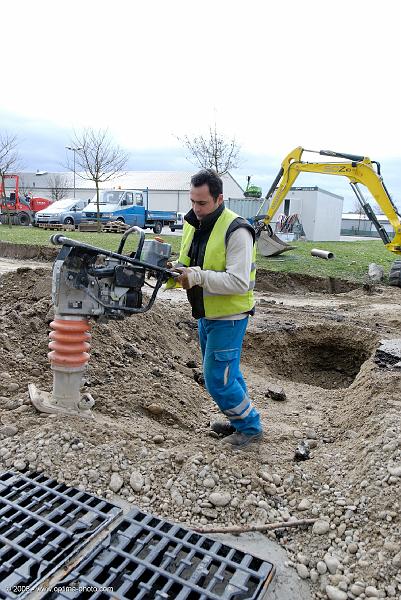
[{"x1": 0, "y1": 264, "x2": 400, "y2": 599}]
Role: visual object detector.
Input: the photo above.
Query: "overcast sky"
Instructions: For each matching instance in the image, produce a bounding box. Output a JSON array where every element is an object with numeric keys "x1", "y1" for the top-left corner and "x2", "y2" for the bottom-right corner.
[{"x1": 1, "y1": 0, "x2": 400, "y2": 210}]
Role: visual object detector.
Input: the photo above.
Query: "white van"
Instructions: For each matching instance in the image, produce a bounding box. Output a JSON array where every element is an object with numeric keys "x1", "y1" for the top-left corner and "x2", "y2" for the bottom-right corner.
[{"x1": 35, "y1": 198, "x2": 89, "y2": 226}]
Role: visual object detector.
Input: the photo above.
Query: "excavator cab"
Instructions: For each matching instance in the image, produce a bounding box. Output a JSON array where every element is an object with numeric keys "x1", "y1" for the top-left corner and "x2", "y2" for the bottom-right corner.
[{"x1": 244, "y1": 175, "x2": 262, "y2": 199}]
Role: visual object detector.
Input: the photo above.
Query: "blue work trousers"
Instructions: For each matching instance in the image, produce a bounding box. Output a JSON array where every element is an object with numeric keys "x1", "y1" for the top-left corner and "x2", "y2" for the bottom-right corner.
[{"x1": 198, "y1": 317, "x2": 262, "y2": 435}]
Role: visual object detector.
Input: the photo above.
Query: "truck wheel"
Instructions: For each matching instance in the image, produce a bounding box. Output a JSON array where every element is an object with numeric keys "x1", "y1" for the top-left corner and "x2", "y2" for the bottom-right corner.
[
  {"x1": 18, "y1": 212, "x2": 31, "y2": 226},
  {"x1": 153, "y1": 221, "x2": 163, "y2": 234},
  {"x1": 170, "y1": 227, "x2": 175, "y2": 232},
  {"x1": 64, "y1": 217, "x2": 74, "y2": 226},
  {"x1": 389, "y1": 260, "x2": 401, "y2": 287},
  {"x1": 116, "y1": 217, "x2": 125, "y2": 223}
]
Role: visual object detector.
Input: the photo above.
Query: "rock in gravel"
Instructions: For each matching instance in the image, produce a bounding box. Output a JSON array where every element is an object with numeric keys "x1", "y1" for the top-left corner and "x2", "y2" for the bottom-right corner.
[
  {"x1": 209, "y1": 491, "x2": 231, "y2": 507},
  {"x1": 152, "y1": 434, "x2": 164, "y2": 444},
  {"x1": 87, "y1": 469, "x2": 99, "y2": 482},
  {"x1": 129, "y1": 470, "x2": 144, "y2": 492},
  {"x1": 310, "y1": 569, "x2": 318, "y2": 584},
  {"x1": 13, "y1": 460, "x2": 26, "y2": 471},
  {"x1": 387, "y1": 462, "x2": 401, "y2": 477},
  {"x1": 316, "y1": 561, "x2": 327, "y2": 575},
  {"x1": 365, "y1": 586, "x2": 380, "y2": 597},
  {"x1": 325, "y1": 585, "x2": 348, "y2": 600},
  {"x1": 0, "y1": 425, "x2": 19, "y2": 437},
  {"x1": 324, "y1": 554, "x2": 339, "y2": 574},
  {"x1": 271, "y1": 474, "x2": 281, "y2": 486},
  {"x1": 368, "y1": 263, "x2": 384, "y2": 282},
  {"x1": 109, "y1": 473, "x2": 123, "y2": 493},
  {"x1": 265, "y1": 384, "x2": 286, "y2": 402},
  {"x1": 294, "y1": 440, "x2": 310, "y2": 461},
  {"x1": 259, "y1": 469, "x2": 273, "y2": 483},
  {"x1": 298, "y1": 499, "x2": 311, "y2": 511},
  {"x1": 170, "y1": 487, "x2": 183, "y2": 506},
  {"x1": 312, "y1": 520, "x2": 330, "y2": 535},
  {"x1": 348, "y1": 542, "x2": 359, "y2": 554},
  {"x1": 350, "y1": 584, "x2": 365, "y2": 596},
  {"x1": 296, "y1": 564, "x2": 309, "y2": 579},
  {"x1": 203, "y1": 477, "x2": 216, "y2": 489},
  {"x1": 7, "y1": 382, "x2": 19, "y2": 392},
  {"x1": 146, "y1": 403, "x2": 163, "y2": 415}
]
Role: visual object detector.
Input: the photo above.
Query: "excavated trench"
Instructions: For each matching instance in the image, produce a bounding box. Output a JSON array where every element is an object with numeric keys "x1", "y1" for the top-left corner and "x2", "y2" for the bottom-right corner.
[
  {"x1": 255, "y1": 269, "x2": 361, "y2": 295},
  {"x1": 243, "y1": 324, "x2": 378, "y2": 389}
]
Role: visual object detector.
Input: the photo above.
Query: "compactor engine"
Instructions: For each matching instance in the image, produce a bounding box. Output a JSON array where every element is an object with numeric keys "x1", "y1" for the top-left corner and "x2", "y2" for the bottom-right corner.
[{"x1": 29, "y1": 227, "x2": 179, "y2": 417}]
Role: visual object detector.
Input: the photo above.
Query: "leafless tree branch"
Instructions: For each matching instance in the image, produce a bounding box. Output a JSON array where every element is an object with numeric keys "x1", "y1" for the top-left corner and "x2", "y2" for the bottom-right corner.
[
  {"x1": 66, "y1": 129, "x2": 129, "y2": 231},
  {"x1": 47, "y1": 173, "x2": 70, "y2": 201},
  {"x1": 0, "y1": 131, "x2": 23, "y2": 227},
  {"x1": 177, "y1": 124, "x2": 241, "y2": 176}
]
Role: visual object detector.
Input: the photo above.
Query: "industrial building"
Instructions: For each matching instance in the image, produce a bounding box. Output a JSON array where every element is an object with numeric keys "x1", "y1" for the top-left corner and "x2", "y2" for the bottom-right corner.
[
  {"x1": 340, "y1": 213, "x2": 392, "y2": 237},
  {"x1": 228, "y1": 186, "x2": 344, "y2": 242}
]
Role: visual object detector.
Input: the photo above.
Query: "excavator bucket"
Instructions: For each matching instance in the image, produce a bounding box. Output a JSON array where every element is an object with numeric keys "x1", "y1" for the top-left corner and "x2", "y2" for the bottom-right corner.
[{"x1": 257, "y1": 230, "x2": 295, "y2": 257}]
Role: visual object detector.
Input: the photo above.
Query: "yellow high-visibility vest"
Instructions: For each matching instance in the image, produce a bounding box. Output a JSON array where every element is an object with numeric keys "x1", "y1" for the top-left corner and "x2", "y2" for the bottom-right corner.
[{"x1": 168, "y1": 207, "x2": 256, "y2": 318}]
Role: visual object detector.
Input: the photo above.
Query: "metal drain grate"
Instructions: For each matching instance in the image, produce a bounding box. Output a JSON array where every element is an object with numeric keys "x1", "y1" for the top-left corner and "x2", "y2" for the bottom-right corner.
[
  {"x1": 0, "y1": 471, "x2": 122, "y2": 599},
  {"x1": 47, "y1": 507, "x2": 275, "y2": 599}
]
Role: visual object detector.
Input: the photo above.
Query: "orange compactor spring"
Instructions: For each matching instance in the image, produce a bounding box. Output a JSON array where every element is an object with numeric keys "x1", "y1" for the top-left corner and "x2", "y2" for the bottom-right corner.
[
  {"x1": 48, "y1": 318, "x2": 91, "y2": 368},
  {"x1": 46, "y1": 317, "x2": 92, "y2": 413}
]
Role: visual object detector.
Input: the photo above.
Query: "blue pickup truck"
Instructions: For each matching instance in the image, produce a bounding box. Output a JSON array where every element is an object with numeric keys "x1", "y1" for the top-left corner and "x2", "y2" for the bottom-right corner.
[{"x1": 82, "y1": 189, "x2": 177, "y2": 234}]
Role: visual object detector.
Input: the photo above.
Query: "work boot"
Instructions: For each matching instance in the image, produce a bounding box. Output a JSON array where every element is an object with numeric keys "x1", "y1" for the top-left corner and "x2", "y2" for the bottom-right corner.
[
  {"x1": 221, "y1": 431, "x2": 263, "y2": 449},
  {"x1": 210, "y1": 421, "x2": 236, "y2": 437}
]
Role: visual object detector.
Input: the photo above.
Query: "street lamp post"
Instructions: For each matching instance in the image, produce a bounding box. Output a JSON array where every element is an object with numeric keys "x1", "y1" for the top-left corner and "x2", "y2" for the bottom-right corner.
[{"x1": 66, "y1": 146, "x2": 83, "y2": 198}]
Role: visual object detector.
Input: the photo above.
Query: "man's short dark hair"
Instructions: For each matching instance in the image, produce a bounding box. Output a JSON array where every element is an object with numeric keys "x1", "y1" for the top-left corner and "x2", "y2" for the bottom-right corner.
[{"x1": 191, "y1": 169, "x2": 223, "y2": 200}]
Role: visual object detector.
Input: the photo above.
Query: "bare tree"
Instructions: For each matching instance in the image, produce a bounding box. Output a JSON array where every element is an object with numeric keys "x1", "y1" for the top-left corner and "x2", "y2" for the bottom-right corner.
[
  {"x1": 0, "y1": 132, "x2": 22, "y2": 227},
  {"x1": 353, "y1": 200, "x2": 365, "y2": 233},
  {"x1": 177, "y1": 123, "x2": 241, "y2": 176},
  {"x1": 18, "y1": 175, "x2": 33, "y2": 202},
  {"x1": 47, "y1": 173, "x2": 70, "y2": 201},
  {"x1": 68, "y1": 129, "x2": 129, "y2": 231}
]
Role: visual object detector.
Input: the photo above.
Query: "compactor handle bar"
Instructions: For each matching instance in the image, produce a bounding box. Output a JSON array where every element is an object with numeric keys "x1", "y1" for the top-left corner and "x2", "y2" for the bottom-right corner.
[{"x1": 50, "y1": 233, "x2": 181, "y2": 278}]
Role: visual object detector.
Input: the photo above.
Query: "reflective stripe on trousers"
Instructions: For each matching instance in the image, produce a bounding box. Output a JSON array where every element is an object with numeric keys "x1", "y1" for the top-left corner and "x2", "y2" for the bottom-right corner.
[{"x1": 198, "y1": 317, "x2": 262, "y2": 435}]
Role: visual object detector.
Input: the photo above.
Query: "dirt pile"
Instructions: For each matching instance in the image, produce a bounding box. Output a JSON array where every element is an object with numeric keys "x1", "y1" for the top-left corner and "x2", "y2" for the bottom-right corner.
[{"x1": 0, "y1": 266, "x2": 400, "y2": 600}]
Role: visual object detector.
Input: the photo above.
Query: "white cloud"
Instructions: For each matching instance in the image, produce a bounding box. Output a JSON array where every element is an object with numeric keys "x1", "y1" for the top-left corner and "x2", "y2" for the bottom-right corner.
[
  {"x1": 1, "y1": 0, "x2": 400, "y2": 212},
  {"x1": 2, "y1": 0, "x2": 400, "y2": 156}
]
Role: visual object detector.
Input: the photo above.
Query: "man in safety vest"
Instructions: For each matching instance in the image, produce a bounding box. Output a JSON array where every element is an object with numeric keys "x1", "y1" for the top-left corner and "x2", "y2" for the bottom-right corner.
[{"x1": 173, "y1": 169, "x2": 263, "y2": 448}]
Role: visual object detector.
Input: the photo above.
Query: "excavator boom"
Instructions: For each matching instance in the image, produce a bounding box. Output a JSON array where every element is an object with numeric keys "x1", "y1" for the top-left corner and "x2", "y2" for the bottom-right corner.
[{"x1": 258, "y1": 147, "x2": 401, "y2": 255}]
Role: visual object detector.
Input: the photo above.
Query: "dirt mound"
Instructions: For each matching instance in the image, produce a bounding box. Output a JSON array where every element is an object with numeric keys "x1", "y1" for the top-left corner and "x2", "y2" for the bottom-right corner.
[
  {"x1": 0, "y1": 268, "x2": 207, "y2": 432},
  {"x1": 0, "y1": 266, "x2": 400, "y2": 599},
  {"x1": 256, "y1": 269, "x2": 360, "y2": 295}
]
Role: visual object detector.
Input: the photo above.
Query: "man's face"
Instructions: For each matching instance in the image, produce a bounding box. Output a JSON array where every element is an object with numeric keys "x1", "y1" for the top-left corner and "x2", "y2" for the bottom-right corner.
[{"x1": 190, "y1": 184, "x2": 223, "y2": 221}]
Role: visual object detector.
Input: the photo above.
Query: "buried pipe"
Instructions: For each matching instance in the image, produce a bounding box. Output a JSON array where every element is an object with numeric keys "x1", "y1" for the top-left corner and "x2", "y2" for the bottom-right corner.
[{"x1": 311, "y1": 248, "x2": 334, "y2": 259}]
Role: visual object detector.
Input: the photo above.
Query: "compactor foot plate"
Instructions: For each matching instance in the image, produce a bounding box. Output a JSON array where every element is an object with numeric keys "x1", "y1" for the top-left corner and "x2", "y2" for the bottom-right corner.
[{"x1": 28, "y1": 384, "x2": 93, "y2": 418}]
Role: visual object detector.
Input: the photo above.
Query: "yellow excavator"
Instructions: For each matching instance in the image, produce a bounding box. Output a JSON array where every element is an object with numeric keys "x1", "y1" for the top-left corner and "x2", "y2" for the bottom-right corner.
[{"x1": 253, "y1": 147, "x2": 401, "y2": 286}]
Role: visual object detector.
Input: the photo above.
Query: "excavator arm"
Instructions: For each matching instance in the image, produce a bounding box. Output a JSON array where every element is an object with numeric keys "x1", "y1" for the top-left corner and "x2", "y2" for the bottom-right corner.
[{"x1": 257, "y1": 147, "x2": 401, "y2": 255}]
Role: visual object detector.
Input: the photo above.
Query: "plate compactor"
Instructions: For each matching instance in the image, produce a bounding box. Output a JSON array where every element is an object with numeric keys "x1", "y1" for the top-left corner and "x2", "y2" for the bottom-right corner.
[{"x1": 29, "y1": 226, "x2": 179, "y2": 418}]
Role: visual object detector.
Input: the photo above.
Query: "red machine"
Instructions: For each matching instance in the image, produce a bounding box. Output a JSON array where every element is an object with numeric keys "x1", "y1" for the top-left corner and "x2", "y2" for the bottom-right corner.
[{"x1": 0, "y1": 174, "x2": 52, "y2": 225}]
